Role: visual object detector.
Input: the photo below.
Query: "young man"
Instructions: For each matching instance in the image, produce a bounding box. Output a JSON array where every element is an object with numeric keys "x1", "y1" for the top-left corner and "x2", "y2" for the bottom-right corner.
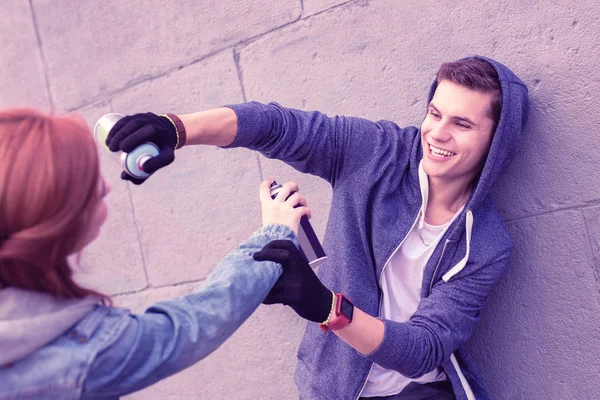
[{"x1": 107, "y1": 56, "x2": 529, "y2": 399}]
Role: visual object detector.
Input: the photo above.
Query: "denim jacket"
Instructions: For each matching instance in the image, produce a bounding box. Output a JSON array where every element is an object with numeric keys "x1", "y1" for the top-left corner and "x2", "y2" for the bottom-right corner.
[{"x1": 0, "y1": 225, "x2": 295, "y2": 399}]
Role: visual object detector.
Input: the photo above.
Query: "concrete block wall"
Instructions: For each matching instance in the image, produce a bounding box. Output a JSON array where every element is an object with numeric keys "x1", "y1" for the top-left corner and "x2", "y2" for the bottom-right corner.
[{"x1": 1, "y1": 0, "x2": 599, "y2": 398}]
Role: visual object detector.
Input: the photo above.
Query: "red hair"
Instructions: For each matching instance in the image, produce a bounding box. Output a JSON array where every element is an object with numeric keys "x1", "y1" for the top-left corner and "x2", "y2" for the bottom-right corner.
[{"x1": 0, "y1": 108, "x2": 109, "y2": 303}]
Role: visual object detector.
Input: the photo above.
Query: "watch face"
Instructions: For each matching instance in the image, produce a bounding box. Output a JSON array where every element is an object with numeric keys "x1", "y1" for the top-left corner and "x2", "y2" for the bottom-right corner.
[{"x1": 340, "y1": 296, "x2": 354, "y2": 321}]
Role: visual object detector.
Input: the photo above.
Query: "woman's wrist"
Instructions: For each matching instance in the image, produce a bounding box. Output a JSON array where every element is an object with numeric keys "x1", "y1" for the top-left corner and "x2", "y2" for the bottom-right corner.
[
  {"x1": 259, "y1": 224, "x2": 299, "y2": 246},
  {"x1": 320, "y1": 290, "x2": 337, "y2": 325},
  {"x1": 162, "y1": 113, "x2": 187, "y2": 149}
]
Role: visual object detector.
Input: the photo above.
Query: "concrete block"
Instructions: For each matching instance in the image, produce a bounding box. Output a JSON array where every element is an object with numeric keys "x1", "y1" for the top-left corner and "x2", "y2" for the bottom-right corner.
[
  {"x1": 0, "y1": 0, "x2": 50, "y2": 109},
  {"x1": 111, "y1": 51, "x2": 262, "y2": 286},
  {"x1": 237, "y1": 0, "x2": 600, "y2": 222},
  {"x1": 237, "y1": 1, "x2": 471, "y2": 127},
  {"x1": 72, "y1": 103, "x2": 148, "y2": 295},
  {"x1": 116, "y1": 286, "x2": 304, "y2": 399},
  {"x1": 467, "y1": 210, "x2": 600, "y2": 399},
  {"x1": 303, "y1": 0, "x2": 349, "y2": 17},
  {"x1": 30, "y1": 0, "x2": 301, "y2": 111},
  {"x1": 121, "y1": 146, "x2": 262, "y2": 287},
  {"x1": 111, "y1": 50, "x2": 241, "y2": 115}
]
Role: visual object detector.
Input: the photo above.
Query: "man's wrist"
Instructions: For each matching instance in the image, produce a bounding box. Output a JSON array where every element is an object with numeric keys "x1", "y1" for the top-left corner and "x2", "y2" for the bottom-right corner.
[{"x1": 320, "y1": 293, "x2": 354, "y2": 332}]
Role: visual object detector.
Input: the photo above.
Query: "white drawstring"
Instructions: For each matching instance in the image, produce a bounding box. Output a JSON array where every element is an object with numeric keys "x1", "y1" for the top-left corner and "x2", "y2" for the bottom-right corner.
[
  {"x1": 417, "y1": 160, "x2": 473, "y2": 282},
  {"x1": 417, "y1": 162, "x2": 428, "y2": 231},
  {"x1": 442, "y1": 210, "x2": 473, "y2": 282},
  {"x1": 417, "y1": 162, "x2": 476, "y2": 396}
]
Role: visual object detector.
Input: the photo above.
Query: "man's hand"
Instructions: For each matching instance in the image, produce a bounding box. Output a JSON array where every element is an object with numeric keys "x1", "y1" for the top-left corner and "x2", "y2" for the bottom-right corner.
[
  {"x1": 106, "y1": 112, "x2": 179, "y2": 184},
  {"x1": 253, "y1": 240, "x2": 333, "y2": 323},
  {"x1": 258, "y1": 179, "x2": 311, "y2": 235}
]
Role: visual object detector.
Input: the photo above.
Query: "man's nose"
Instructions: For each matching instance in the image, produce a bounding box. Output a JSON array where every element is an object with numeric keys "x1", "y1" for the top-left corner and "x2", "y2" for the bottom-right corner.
[{"x1": 429, "y1": 122, "x2": 451, "y2": 142}]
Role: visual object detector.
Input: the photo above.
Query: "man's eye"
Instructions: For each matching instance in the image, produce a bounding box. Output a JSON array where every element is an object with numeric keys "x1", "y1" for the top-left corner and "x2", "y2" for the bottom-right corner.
[
  {"x1": 429, "y1": 111, "x2": 440, "y2": 119},
  {"x1": 456, "y1": 123, "x2": 470, "y2": 129}
]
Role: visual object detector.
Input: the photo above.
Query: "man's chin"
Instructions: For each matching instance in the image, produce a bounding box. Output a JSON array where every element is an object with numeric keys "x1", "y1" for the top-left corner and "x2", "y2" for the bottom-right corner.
[{"x1": 423, "y1": 161, "x2": 447, "y2": 177}]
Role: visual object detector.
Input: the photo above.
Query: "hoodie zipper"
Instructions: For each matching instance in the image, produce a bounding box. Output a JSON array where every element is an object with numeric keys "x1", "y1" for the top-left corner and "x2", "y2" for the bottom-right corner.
[
  {"x1": 429, "y1": 239, "x2": 450, "y2": 295},
  {"x1": 356, "y1": 210, "x2": 463, "y2": 397},
  {"x1": 355, "y1": 363, "x2": 375, "y2": 400},
  {"x1": 355, "y1": 212, "x2": 421, "y2": 400}
]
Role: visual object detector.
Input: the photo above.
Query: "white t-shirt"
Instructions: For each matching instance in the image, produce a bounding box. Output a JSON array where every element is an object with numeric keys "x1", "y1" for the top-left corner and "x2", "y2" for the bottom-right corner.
[{"x1": 361, "y1": 212, "x2": 459, "y2": 397}]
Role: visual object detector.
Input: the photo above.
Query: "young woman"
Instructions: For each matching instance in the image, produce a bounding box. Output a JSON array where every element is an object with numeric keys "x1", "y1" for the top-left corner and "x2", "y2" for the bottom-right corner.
[{"x1": 0, "y1": 108, "x2": 309, "y2": 399}]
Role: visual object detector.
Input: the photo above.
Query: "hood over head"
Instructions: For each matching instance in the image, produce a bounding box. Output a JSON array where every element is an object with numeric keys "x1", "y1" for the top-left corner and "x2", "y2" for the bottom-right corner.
[
  {"x1": 425, "y1": 55, "x2": 530, "y2": 213},
  {"x1": 416, "y1": 55, "x2": 530, "y2": 248}
]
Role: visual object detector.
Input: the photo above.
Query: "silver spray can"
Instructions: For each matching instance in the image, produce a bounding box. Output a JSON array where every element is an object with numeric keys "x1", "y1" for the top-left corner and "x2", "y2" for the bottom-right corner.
[
  {"x1": 269, "y1": 181, "x2": 327, "y2": 268},
  {"x1": 93, "y1": 113, "x2": 160, "y2": 179}
]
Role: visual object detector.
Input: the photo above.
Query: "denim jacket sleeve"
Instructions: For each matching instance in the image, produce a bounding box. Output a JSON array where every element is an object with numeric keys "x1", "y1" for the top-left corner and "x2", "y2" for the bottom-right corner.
[{"x1": 83, "y1": 225, "x2": 297, "y2": 397}]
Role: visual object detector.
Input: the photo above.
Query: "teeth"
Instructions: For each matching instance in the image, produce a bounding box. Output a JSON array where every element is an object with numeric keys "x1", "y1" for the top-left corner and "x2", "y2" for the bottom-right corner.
[{"x1": 429, "y1": 144, "x2": 455, "y2": 157}]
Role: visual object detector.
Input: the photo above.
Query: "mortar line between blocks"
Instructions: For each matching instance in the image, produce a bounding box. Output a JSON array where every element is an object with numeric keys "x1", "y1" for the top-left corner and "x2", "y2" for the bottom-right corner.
[
  {"x1": 28, "y1": 0, "x2": 55, "y2": 112},
  {"x1": 113, "y1": 278, "x2": 206, "y2": 298},
  {"x1": 125, "y1": 183, "x2": 151, "y2": 287},
  {"x1": 233, "y1": 48, "x2": 248, "y2": 103},
  {"x1": 301, "y1": 0, "x2": 355, "y2": 19},
  {"x1": 152, "y1": 278, "x2": 206, "y2": 290},
  {"x1": 580, "y1": 210, "x2": 600, "y2": 294},
  {"x1": 256, "y1": 154, "x2": 265, "y2": 181},
  {"x1": 505, "y1": 201, "x2": 600, "y2": 224}
]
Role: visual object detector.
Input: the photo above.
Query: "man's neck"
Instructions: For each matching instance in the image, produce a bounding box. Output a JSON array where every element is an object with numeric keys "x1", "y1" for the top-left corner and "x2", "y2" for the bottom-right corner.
[{"x1": 424, "y1": 175, "x2": 472, "y2": 225}]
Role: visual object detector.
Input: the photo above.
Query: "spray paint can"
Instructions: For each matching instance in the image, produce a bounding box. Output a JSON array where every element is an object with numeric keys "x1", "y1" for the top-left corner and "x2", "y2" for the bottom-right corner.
[
  {"x1": 93, "y1": 113, "x2": 160, "y2": 179},
  {"x1": 269, "y1": 181, "x2": 327, "y2": 268}
]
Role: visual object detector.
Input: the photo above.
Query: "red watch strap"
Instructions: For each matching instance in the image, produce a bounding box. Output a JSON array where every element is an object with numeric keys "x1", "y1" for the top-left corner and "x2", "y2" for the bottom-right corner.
[{"x1": 320, "y1": 294, "x2": 353, "y2": 332}]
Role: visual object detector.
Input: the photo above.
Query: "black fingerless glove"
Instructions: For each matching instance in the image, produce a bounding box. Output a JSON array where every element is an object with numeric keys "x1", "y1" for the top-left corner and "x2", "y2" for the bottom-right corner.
[
  {"x1": 105, "y1": 112, "x2": 181, "y2": 184},
  {"x1": 253, "y1": 240, "x2": 333, "y2": 323}
]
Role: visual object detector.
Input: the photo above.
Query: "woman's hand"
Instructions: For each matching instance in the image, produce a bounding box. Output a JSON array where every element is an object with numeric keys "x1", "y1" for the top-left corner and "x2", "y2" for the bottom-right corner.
[
  {"x1": 253, "y1": 240, "x2": 333, "y2": 323},
  {"x1": 258, "y1": 179, "x2": 312, "y2": 235},
  {"x1": 105, "y1": 112, "x2": 180, "y2": 184}
]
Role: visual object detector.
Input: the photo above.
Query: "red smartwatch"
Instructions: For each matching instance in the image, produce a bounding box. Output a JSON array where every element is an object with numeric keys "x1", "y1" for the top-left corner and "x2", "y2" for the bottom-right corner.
[{"x1": 320, "y1": 294, "x2": 354, "y2": 332}]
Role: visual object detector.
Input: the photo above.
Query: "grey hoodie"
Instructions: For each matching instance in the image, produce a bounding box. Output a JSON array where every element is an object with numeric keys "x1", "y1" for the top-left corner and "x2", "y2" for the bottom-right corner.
[{"x1": 0, "y1": 287, "x2": 98, "y2": 366}]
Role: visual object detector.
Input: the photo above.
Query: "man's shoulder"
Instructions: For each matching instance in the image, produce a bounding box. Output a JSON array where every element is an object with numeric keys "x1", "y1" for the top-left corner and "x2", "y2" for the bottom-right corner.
[
  {"x1": 370, "y1": 118, "x2": 420, "y2": 139},
  {"x1": 471, "y1": 197, "x2": 512, "y2": 253}
]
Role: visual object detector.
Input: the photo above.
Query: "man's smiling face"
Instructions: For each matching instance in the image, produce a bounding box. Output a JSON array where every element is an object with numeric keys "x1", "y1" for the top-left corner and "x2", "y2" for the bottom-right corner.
[{"x1": 421, "y1": 80, "x2": 496, "y2": 186}]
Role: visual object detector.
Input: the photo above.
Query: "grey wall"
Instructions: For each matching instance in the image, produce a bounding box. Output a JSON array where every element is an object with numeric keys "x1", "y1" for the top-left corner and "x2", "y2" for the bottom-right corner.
[{"x1": 1, "y1": 0, "x2": 599, "y2": 399}]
